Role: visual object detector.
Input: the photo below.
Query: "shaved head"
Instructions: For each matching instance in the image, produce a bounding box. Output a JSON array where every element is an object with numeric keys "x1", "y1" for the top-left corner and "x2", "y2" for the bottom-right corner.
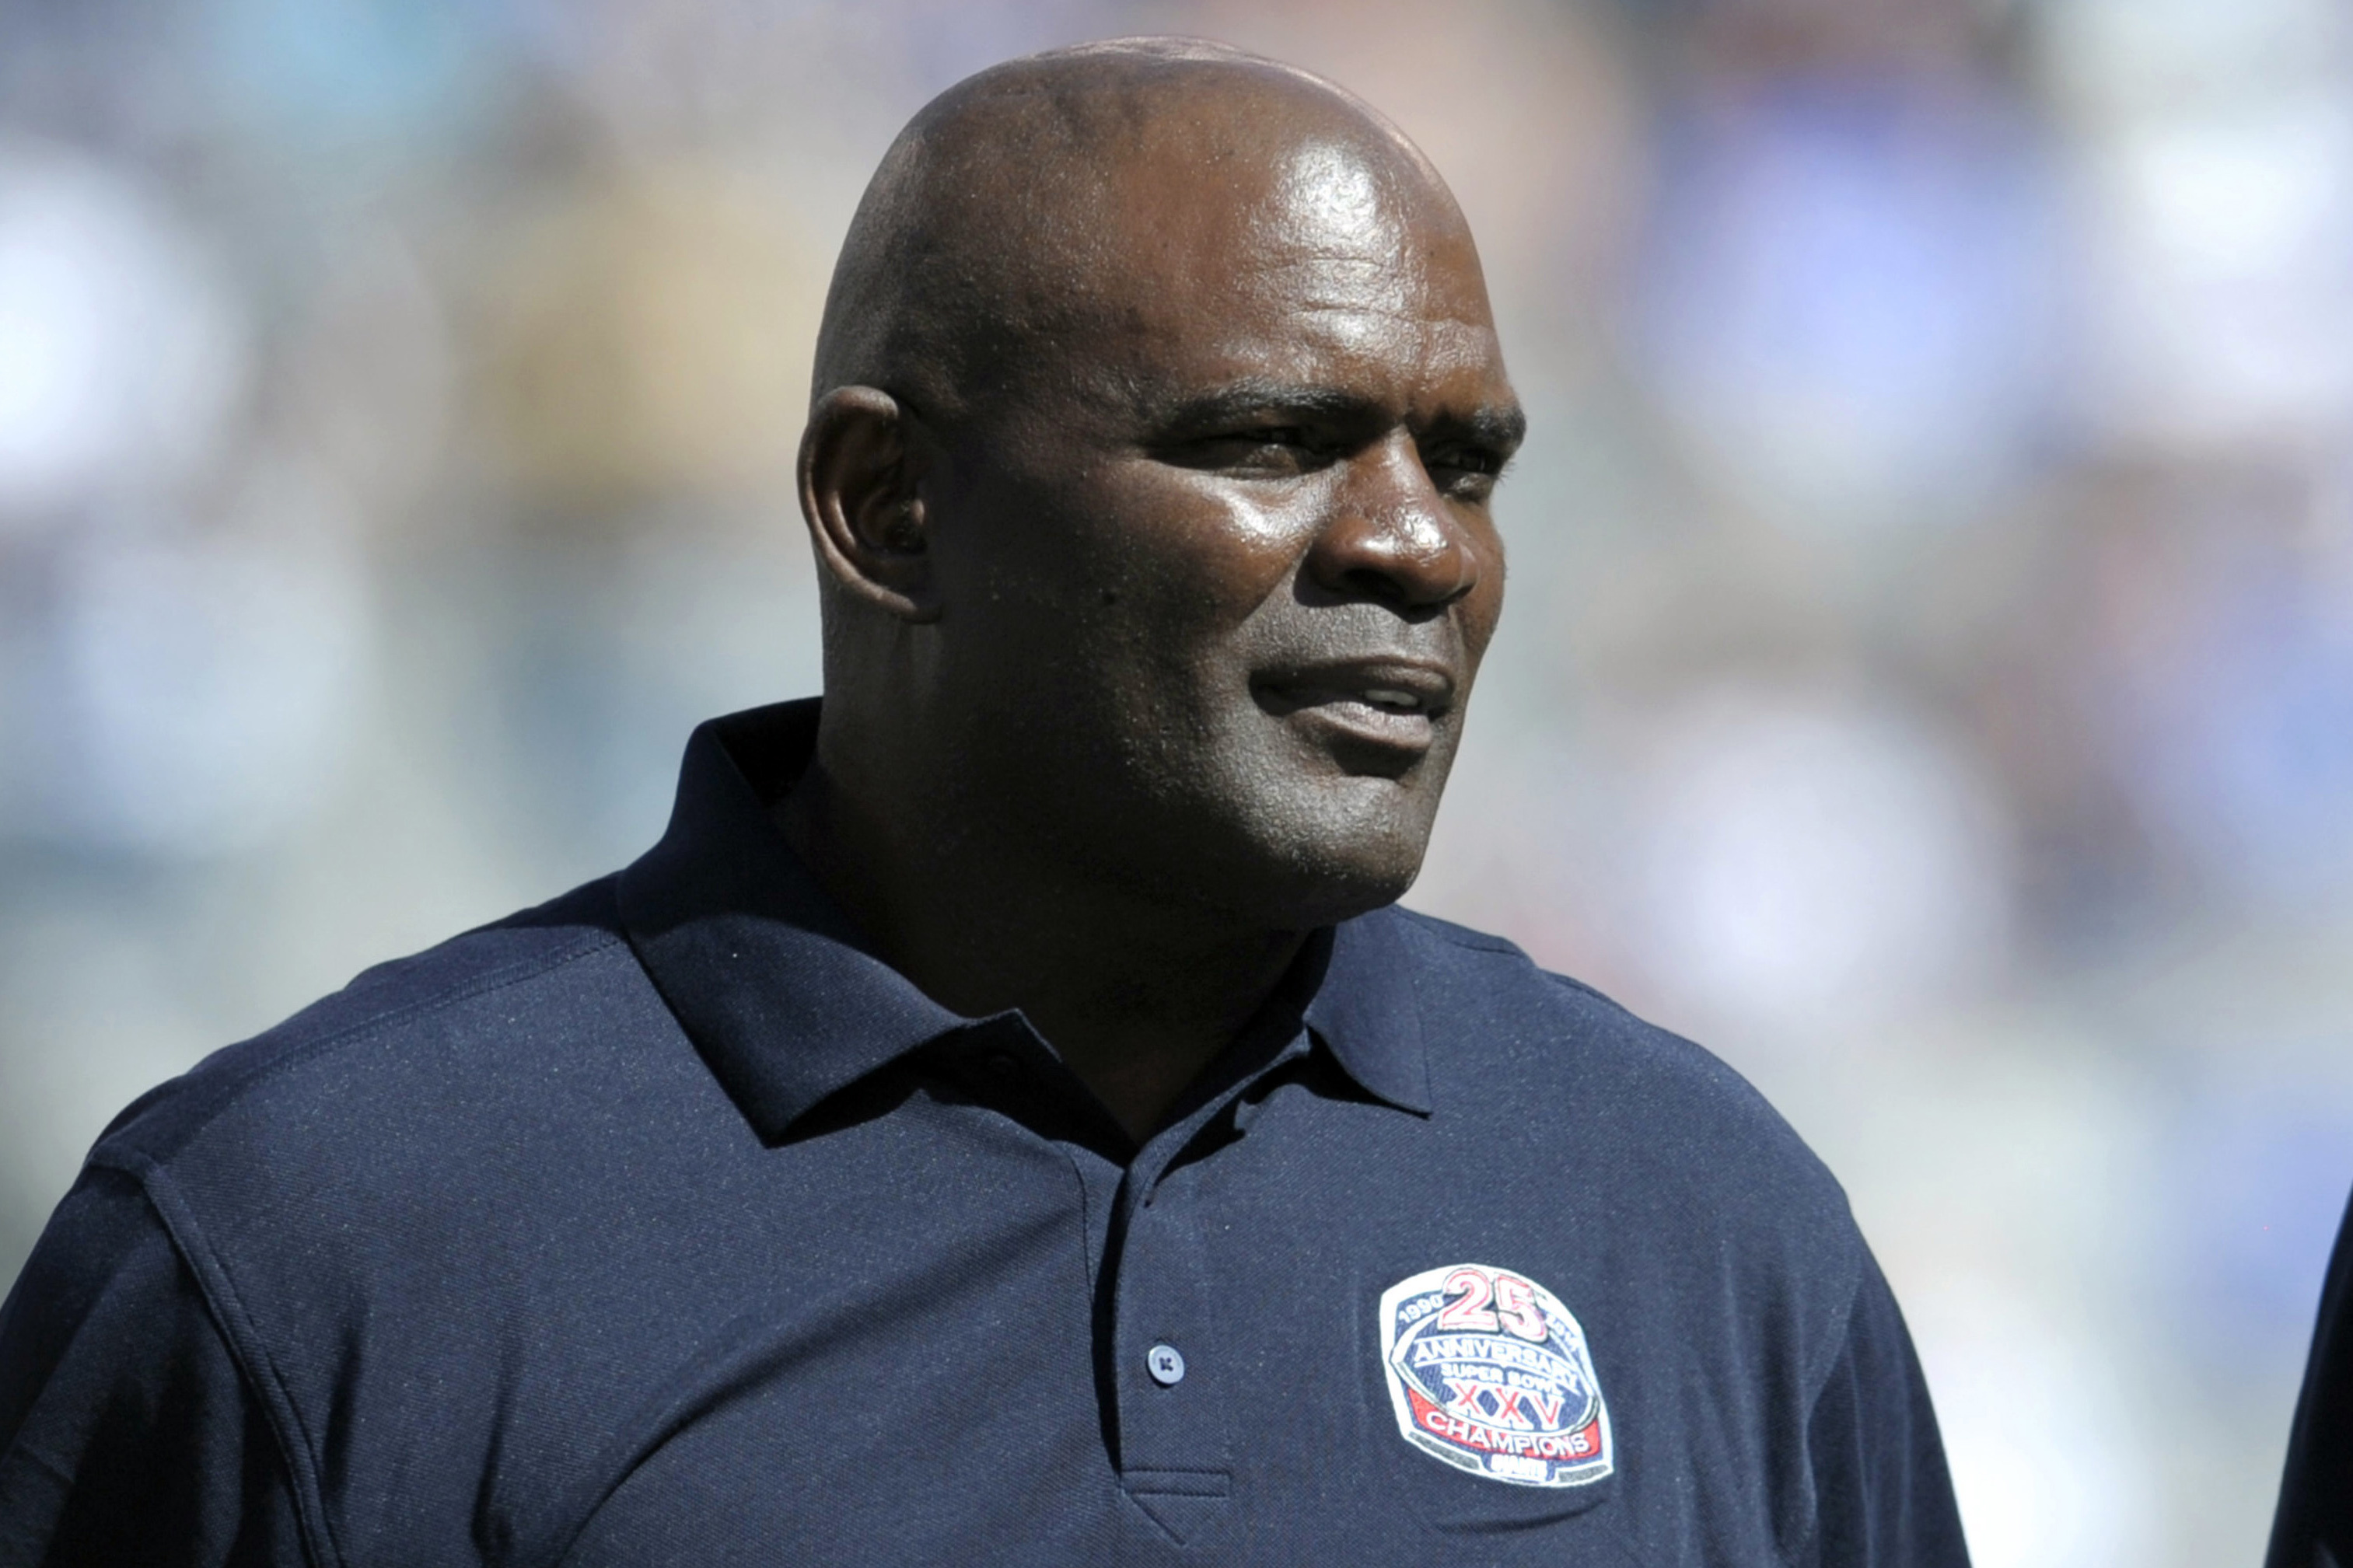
[
  {"x1": 813, "y1": 38, "x2": 1476, "y2": 428},
  {"x1": 788, "y1": 34, "x2": 1519, "y2": 1004}
]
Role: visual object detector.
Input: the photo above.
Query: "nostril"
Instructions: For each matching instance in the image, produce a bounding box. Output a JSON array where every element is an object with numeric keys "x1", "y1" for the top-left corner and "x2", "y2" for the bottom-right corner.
[
  {"x1": 1336, "y1": 566, "x2": 1446, "y2": 613},
  {"x1": 1311, "y1": 509, "x2": 1477, "y2": 612},
  {"x1": 1337, "y1": 545, "x2": 1474, "y2": 609}
]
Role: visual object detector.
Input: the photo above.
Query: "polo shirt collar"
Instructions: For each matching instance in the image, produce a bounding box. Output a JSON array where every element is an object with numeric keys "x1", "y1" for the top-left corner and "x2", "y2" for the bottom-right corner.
[
  {"x1": 1306, "y1": 912, "x2": 1432, "y2": 1116},
  {"x1": 617, "y1": 700, "x2": 1432, "y2": 1139}
]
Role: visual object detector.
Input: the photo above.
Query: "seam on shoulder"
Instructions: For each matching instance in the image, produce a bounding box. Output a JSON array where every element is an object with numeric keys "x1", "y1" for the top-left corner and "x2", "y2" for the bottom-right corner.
[
  {"x1": 293, "y1": 930, "x2": 624, "y2": 1069},
  {"x1": 109, "y1": 931, "x2": 625, "y2": 1161},
  {"x1": 71, "y1": 931, "x2": 628, "y2": 1564},
  {"x1": 1391, "y1": 906, "x2": 1522, "y2": 955},
  {"x1": 79, "y1": 1155, "x2": 342, "y2": 1568},
  {"x1": 1543, "y1": 970, "x2": 1622, "y2": 1007}
]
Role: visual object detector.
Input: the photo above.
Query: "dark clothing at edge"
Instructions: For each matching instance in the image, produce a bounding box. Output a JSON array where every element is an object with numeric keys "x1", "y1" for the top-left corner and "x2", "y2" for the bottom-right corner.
[
  {"x1": 2271, "y1": 1185, "x2": 2353, "y2": 1568},
  {"x1": 0, "y1": 699, "x2": 1969, "y2": 1566}
]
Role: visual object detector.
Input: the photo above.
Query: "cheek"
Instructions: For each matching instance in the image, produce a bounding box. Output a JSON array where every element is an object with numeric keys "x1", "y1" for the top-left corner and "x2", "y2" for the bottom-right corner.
[
  {"x1": 1452, "y1": 523, "x2": 1508, "y2": 672},
  {"x1": 1072, "y1": 467, "x2": 1319, "y2": 633}
]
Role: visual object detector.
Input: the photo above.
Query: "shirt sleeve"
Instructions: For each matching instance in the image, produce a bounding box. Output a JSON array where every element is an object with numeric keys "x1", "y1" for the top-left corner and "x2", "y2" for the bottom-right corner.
[
  {"x1": 0, "y1": 1165, "x2": 310, "y2": 1567},
  {"x1": 2267, "y1": 1182, "x2": 2353, "y2": 1568},
  {"x1": 1799, "y1": 1252, "x2": 1972, "y2": 1567}
]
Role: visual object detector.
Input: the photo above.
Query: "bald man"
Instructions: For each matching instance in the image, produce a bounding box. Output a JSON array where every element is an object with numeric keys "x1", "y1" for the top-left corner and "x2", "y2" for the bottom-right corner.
[{"x1": 0, "y1": 41, "x2": 1967, "y2": 1567}]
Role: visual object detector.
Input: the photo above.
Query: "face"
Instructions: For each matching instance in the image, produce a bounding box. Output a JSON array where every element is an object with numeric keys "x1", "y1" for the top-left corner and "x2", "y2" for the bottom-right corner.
[{"x1": 921, "y1": 113, "x2": 1522, "y2": 927}]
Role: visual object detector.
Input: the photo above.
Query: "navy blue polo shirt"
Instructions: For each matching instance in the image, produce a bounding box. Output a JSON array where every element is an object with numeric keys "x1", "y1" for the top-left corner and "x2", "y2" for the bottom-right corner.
[{"x1": 0, "y1": 700, "x2": 1967, "y2": 1566}]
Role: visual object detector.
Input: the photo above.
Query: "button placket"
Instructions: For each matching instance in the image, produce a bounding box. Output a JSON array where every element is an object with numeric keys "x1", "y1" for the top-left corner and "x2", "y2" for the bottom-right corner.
[
  {"x1": 1098, "y1": 1025, "x2": 1316, "y2": 1545},
  {"x1": 1110, "y1": 1150, "x2": 1232, "y2": 1545}
]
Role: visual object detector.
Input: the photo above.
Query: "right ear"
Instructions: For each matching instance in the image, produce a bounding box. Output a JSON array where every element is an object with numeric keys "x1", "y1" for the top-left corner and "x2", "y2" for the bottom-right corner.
[{"x1": 798, "y1": 386, "x2": 943, "y2": 623}]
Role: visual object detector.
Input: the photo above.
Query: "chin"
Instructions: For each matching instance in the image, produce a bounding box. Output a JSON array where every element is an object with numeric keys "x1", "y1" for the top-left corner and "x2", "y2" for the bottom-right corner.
[
  {"x1": 1255, "y1": 861, "x2": 1424, "y2": 930},
  {"x1": 1020, "y1": 701, "x2": 1458, "y2": 928},
  {"x1": 1201, "y1": 787, "x2": 1442, "y2": 929}
]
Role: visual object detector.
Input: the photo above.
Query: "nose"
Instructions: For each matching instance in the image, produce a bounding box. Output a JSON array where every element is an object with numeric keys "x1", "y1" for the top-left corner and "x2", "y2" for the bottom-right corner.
[{"x1": 1302, "y1": 434, "x2": 1480, "y2": 614}]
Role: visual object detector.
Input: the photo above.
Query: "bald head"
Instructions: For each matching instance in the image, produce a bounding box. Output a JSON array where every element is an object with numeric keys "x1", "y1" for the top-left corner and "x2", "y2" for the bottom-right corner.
[
  {"x1": 812, "y1": 38, "x2": 1477, "y2": 427},
  {"x1": 790, "y1": 38, "x2": 1516, "y2": 945}
]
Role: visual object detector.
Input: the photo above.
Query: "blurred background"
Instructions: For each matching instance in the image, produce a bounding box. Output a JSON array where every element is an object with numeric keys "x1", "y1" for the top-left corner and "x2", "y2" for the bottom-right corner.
[{"x1": 0, "y1": 0, "x2": 2348, "y2": 1558}]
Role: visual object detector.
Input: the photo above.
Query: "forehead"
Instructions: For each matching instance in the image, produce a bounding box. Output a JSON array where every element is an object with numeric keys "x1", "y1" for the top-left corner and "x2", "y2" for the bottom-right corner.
[{"x1": 1061, "y1": 117, "x2": 1509, "y2": 417}]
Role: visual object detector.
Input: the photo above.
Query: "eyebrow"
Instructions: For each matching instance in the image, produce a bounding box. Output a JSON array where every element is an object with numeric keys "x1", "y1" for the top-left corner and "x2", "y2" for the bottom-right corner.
[
  {"x1": 1428, "y1": 402, "x2": 1529, "y2": 456},
  {"x1": 1152, "y1": 378, "x2": 1527, "y2": 453}
]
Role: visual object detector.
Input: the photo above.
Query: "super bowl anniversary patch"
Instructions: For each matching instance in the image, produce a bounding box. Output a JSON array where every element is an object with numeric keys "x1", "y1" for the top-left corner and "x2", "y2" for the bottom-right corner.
[{"x1": 1378, "y1": 1263, "x2": 1613, "y2": 1488}]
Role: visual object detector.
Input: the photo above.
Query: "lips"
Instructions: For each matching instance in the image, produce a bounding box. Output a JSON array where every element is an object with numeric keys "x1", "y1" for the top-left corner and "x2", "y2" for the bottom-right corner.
[{"x1": 1253, "y1": 657, "x2": 1457, "y2": 760}]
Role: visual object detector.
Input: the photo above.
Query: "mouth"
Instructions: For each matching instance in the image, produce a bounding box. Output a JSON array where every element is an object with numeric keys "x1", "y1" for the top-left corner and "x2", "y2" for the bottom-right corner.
[{"x1": 1252, "y1": 658, "x2": 1457, "y2": 767}]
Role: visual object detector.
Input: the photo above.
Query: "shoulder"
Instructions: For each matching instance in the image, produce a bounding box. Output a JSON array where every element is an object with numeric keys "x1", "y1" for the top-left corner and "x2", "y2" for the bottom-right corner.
[
  {"x1": 28, "y1": 880, "x2": 732, "y2": 1563},
  {"x1": 86, "y1": 876, "x2": 653, "y2": 1184},
  {"x1": 1382, "y1": 903, "x2": 1860, "y2": 1264},
  {"x1": 1387, "y1": 905, "x2": 1806, "y2": 1126},
  {"x1": 62, "y1": 875, "x2": 715, "y2": 1455},
  {"x1": 0, "y1": 1165, "x2": 313, "y2": 1564}
]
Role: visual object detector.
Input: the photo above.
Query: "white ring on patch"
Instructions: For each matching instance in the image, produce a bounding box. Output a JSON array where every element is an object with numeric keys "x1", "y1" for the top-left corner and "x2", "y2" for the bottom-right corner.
[{"x1": 1377, "y1": 1262, "x2": 1614, "y2": 1488}]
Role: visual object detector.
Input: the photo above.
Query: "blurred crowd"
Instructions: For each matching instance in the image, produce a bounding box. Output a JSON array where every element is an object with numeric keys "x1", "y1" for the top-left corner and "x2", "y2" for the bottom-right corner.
[{"x1": 4, "y1": 0, "x2": 2351, "y2": 1561}]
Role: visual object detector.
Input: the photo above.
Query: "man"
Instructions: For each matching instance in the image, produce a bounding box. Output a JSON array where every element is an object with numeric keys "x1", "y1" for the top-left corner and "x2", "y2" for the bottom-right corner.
[
  {"x1": 0, "y1": 40, "x2": 1967, "y2": 1566},
  {"x1": 2270, "y1": 1185, "x2": 2352, "y2": 1568}
]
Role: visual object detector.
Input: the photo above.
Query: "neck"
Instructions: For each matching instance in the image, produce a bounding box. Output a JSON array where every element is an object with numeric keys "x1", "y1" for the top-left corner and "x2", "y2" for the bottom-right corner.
[{"x1": 774, "y1": 750, "x2": 1309, "y2": 1145}]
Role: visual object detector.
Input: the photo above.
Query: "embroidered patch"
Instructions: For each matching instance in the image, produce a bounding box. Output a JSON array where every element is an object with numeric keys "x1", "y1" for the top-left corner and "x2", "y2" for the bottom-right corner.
[{"x1": 1378, "y1": 1262, "x2": 1613, "y2": 1487}]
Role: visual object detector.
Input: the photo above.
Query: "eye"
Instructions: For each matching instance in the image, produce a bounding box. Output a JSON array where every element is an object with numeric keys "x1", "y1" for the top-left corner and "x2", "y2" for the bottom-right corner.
[
  {"x1": 1188, "y1": 427, "x2": 1320, "y2": 475},
  {"x1": 1421, "y1": 443, "x2": 1508, "y2": 501}
]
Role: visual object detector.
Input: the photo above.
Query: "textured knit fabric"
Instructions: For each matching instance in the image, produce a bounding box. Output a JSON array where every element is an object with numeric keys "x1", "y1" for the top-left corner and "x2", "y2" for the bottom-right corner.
[{"x1": 0, "y1": 699, "x2": 1968, "y2": 1567}]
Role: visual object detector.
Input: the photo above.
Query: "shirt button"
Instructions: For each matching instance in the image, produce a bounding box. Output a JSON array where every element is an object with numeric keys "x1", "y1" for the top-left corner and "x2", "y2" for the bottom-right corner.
[
  {"x1": 1146, "y1": 1344, "x2": 1186, "y2": 1386},
  {"x1": 983, "y1": 1051, "x2": 1023, "y2": 1084}
]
